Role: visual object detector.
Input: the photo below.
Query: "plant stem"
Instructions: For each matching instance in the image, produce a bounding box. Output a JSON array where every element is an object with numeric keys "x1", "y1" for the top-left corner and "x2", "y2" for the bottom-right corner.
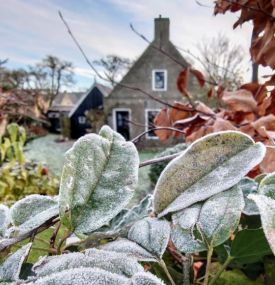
[
  {"x1": 208, "y1": 256, "x2": 234, "y2": 285},
  {"x1": 57, "y1": 230, "x2": 71, "y2": 254},
  {"x1": 182, "y1": 253, "x2": 192, "y2": 285},
  {"x1": 203, "y1": 246, "x2": 213, "y2": 285},
  {"x1": 159, "y1": 259, "x2": 176, "y2": 285}
]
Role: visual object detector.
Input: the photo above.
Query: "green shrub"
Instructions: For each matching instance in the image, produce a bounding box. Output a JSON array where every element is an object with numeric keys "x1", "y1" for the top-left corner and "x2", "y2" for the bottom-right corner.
[
  {"x1": 0, "y1": 123, "x2": 59, "y2": 205},
  {"x1": 0, "y1": 127, "x2": 274, "y2": 285},
  {"x1": 149, "y1": 143, "x2": 188, "y2": 186}
]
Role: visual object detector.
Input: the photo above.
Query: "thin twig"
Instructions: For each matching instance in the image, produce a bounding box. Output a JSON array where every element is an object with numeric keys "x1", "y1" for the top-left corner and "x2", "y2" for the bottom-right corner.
[
  {"x1": 49, "y1": 222, "x2": 61, "y2": 253},
  {"x1": 131, "y1": 127, "x2": 186, "y2": 143},
  {"x1": 139, "y1": 152, "x2": 182, "y2": 168},
  {"x1": 58, "y1": 11, "x2": 216, "y2": 119}
]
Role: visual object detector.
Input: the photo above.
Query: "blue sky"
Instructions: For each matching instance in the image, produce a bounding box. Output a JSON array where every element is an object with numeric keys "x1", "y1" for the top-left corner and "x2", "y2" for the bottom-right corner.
[{"x1": 0, "y1": 0, "x2": 263, "y2": 91}]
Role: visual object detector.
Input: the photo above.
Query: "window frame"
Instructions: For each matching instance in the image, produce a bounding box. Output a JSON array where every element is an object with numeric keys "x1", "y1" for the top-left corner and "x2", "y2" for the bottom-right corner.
[
  {"x1": 78, "y1": 116, "x2": 86, "y2": 124},
  {"x1": 152, "y1": 69, "x2": 167, "y2": 91},
  {"x1": 145, "y1": 108, "x2": 161, "y2": 139},
  {"x1": 112, "y1": 108, "x2": 132, "y2": 134}
]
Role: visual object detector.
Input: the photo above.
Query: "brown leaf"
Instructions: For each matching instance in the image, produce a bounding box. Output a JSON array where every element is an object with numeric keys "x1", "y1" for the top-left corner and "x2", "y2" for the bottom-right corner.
[
  {"x1": 190, "y1": 69, "x2": 205, "y2": 87},
  {"x1": 177, "y1": 68, "x2": 190, "y2": 97},
  {"x1": 170, "y1": 102, "x2": 191, "y2": 123},
  {"x1": 153, "y1": 108, "x2": 172, "y2": 141},
  {"x1": 264, "y1": 74, "x2": 275, "y2": 85},
  {"x1": 207, "y1": 87, "x2": 215, "y2": 98},
  {"x1": 252, "y1": 114, "x2": 275, "y2": 137},
  {"x1": 221, "y1": 89, "x2": 257, "y2": 112}
]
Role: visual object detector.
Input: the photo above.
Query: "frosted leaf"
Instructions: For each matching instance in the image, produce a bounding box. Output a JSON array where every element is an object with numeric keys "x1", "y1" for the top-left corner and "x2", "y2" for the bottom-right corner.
[
  {"x1": 238, "y1": 178, "x2": 259, "y2": 215},
  {"x1": 197, "y1": 185, "x2": 244, "y2": 247},
  {"x1": 172, "y1": 186, "x2": 244, "y2": 253},
  {"x1": 100, "y1": 239, "x2": 157, "y2": 262},
  {"x1": 99, "y1": 194, "x2": 152, "y2": 234},
  {"x1": 171, "y1": 204, "x2": 207, "y2": 253},
  {"x1": 153, "y1": 131, "x2": 265, "y2": 217},
  {"x1": 0, "y1": 204, "x2": 10, "y2": 237},
  {"x1": 33, "y1": 249, "x2": 142, "y2": 278},
  {"x1": 29, "y1": 267, "x2": 129, "y2": 285},
  {"x1": 9, "y1": 195, "x2": 59, "y2": 237},
  {"x1": 0, "y1": 243, "x2": 32, "y2": 282},
  {"x1": 171, "y1": 226, "x2": 207, "y2": 253},
  {"x1": 248, "y1": 194, "x2": 275, "y2": 255},
  {"x1": 132, "y1": 272, "x2": 165, "y2": 285},
  {"x1": 258, "y1": 172, "x2": 275, "y2": 200},
  {"x1": 172, "y1": 204, "x2": 202, "y2": 230},
  {"x1": 128, "y1": 218, "x2": 170, "y2": 259},
  {"x1": 112, "y1": 195, "x2": 152, "y2": 231},
  {"x1": 59, "y1": 125, "x2": 139, "y2": 234},
  {"x1": 84, "y1": 248, "x2": 143, "y2": 277}
]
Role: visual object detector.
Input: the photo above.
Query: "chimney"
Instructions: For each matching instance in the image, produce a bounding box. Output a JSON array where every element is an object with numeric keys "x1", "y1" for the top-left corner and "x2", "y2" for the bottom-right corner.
[{"x1": 154, "y1": 15, "x2": 170, "y2": 44}]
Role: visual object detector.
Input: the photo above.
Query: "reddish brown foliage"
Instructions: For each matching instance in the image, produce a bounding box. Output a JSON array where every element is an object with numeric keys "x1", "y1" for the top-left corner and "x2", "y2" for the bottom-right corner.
[{"x1": 214, "y1": 0, "x2": 275, "y2": 69}]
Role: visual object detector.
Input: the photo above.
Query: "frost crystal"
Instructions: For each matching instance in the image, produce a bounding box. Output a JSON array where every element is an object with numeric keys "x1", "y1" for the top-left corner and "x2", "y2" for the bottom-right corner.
[
  {"x1": 172, "y1": 186, "x2": 244, "y2": 253},
  {"x1": 249, "y1": 194, "x2": 275, "y2": 255},
  {"x1": 132, "y1": 272, "x2": 165, "y2": 285},
  {"x1": 0, "y1": 204, "x2": 10, "y2": 237},
  {"x1": 33, "y1": 249, "x2": 142, "y2": 279},
  {"x1": 100, "y1": 238, "x2": 157, "y2": 261},
  {"x1": 128, "y1": 218, "x2": 170, "y2": 259},
  {"x1": 9, "y1": 195, "x2": 59, "y2": 237},
  {"x1": 29, "y1": 267, "x2": 130, "y2": 285},
  {"x1": 0, "y1": 243, "x2": 32, "y2": 282},
  {"x1": 153, "y1": 131, "x2": 265, "y2": 217},
  {"x1": 197, "y1": 185, "x2": 244, "y2": 246},
  {"x1": 59, "y1": 125, "x2": 139, "y2": 234}
]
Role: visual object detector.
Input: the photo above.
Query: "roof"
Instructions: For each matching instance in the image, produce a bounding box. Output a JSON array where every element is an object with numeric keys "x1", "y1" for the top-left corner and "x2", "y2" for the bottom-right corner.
[
  {"x1": 50, "y1": 91, "x2": 84, "y2": 108},
  {"x1": 68, "y1": 83, "x2": 112, "y2": 117}
]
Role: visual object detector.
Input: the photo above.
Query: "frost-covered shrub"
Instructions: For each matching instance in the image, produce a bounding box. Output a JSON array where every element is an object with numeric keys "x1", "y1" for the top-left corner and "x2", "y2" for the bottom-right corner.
[{"x1": 0, "y1": 125, "x2": 274, "y2": 285}]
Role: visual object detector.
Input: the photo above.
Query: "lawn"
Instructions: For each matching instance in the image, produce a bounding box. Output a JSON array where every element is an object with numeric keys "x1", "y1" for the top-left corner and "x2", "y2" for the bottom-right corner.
[{"x1": 25, "y1": 134, "x2": 159, "y2": 205}]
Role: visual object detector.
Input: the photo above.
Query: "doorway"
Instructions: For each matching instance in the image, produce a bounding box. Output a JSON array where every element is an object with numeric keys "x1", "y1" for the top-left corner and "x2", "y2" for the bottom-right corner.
[{"x1": 113, "y1": 109, "x2": 130, "y2": 140}]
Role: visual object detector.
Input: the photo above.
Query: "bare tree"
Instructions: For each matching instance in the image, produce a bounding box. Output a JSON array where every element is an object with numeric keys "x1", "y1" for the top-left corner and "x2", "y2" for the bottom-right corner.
[
  {"x1": 197, "y1": 34, "x2": 245, "y2": 90},
  {"x1": 34, "y1": 55, "x2": 75, "y2": 107},
  {"x1": 93, "y1": 55, "x2": 133, "y2": 86}
]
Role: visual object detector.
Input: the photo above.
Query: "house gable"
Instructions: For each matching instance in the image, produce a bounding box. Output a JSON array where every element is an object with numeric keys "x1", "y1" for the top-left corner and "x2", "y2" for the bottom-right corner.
[{"x1": 105, "y1": 16, "x2": 193, "y2": 147}]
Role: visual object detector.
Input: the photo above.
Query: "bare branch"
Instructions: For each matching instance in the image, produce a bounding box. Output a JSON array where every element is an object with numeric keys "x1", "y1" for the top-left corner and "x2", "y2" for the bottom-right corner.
[{"x1": 131, "y1": 127, "x2": 186, "y2": 144}]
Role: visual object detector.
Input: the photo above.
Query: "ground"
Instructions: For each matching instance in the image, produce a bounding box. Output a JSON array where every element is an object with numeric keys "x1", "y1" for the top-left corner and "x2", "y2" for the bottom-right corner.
[{"x1": 25, "y1": 134, "x2": 158, "y2": 205}]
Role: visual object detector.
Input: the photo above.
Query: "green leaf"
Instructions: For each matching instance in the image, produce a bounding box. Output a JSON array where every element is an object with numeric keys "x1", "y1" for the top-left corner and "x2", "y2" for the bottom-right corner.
[
  {"x1": 100, "y1": 239, "x2": 157, "y2": 262},
  {"x1": 153, "y1": 131, "x2": 265, "y2": 217},
  {"x1": 59, "y1": 125, "x2": 139, "y2": 234},
  {"x1": 0, "y1": 243, "x2": 32, "y2": 282},
  {"x1": 171, "y1": 204, "x2": 207, "y2": 253},
  {"x1": 132, "y1": 272, "x2": 165, "y2": 285},
  {"x1": 30, "y1": 267, "x2": 130, "y2": 285},
  {"x1": 238, "y1": 178, "x2": 259, "y2": 216},
  {"x1": 258, "y1": 172, "x2": 275, "y2": 200},
  {"x1": 100, "y1": 194, "x2": 152, "y2": 234},
  {"x1": 230, "y1": 229, "x2": 272, "y2": 264},
  {"x1": 249, "y1": 194, "x2": 275, "y2": 255},
  {"x1": 198, "y1": 185, "x2": 244, "y2": 247},
  {"x1": 9, "y1": 195, "x2": 59, "y2": 237},
  {"x1": 33, "y1": 249, "x2": 143, "y2": 279},
  {"x1": 172, "y1": 186, "x2": 244, "y2": 253},
  {"x1": 128, "y1": 218, "x2": 170, "y2": 259},
  {"x1": 0, "y1": 205, "x2": 10, "y2": 237}
]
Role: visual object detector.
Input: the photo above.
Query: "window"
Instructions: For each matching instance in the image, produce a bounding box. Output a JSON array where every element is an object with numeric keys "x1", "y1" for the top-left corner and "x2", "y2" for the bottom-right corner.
[
  {"x1": 145, "y1": 109, "x2": 160, "y2": 139},
  {"x1": 48, "y1": 112, "x2": 60, "y2": 119},
  {"x1": 152, "y1": 70, "x2": 167, "y2": 91},
  {"x1": 78, "y1": 116, "x2": 86, "y2": 124}
]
